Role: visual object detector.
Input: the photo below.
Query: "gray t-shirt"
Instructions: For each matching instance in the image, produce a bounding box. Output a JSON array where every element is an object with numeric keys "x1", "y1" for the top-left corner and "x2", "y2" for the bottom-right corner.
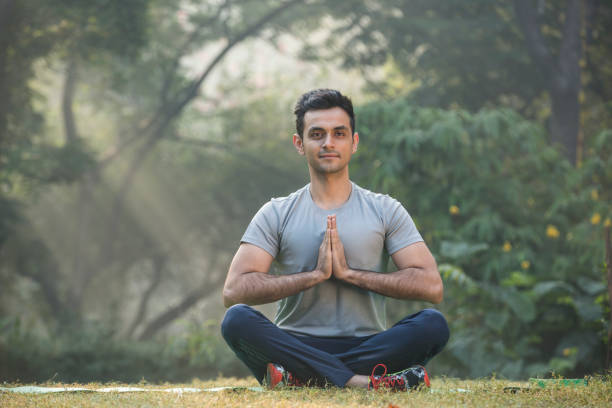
[{"x1": 241, "y1": 182, "x2": 423, "y2": 337}]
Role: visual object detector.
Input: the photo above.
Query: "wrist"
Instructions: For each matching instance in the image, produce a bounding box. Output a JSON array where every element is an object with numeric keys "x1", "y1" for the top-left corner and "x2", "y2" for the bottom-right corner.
[
  {"x1": 335, "y1": 266, "x2": 355, "y2": 282},
  {"x1": 312, "y1": 268, "x2": 330, "y2": 282}
]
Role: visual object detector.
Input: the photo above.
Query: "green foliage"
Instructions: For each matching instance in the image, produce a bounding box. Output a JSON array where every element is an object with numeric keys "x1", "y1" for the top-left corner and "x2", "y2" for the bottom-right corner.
[
  {"x1": 320, "y1": 0, "x2": 537, "y2": 110},
  {"x1": 0, "y1": 0, "x2": 150, "y2": 248},
  {"x1": 314, "y1": 0, "x2": 612, "y2": 119},
  {"x1": 0, "y1": 0, "x2": 150, "y2": 146},
  {"x1": 0, "y1": 316, "x2": 247, "y2": 383},
  {"x1": 354, "y1": 99, "x2": 611, "y2": 379},
  {"x1": 2, "y1": 0, "x2": 610, "y2": 384},
  {"x1": 306, "y1": 0, "x2": 612, "y2": 164}
]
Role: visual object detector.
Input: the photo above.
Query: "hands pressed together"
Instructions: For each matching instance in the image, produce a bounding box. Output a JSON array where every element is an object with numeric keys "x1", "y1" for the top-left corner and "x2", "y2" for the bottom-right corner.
[
  {"x1": 315, "y1": 215, "x2": 352, "y2": 281},
  {"x1": 225, "y1": 209, "x2": 442, "y2": 307}
]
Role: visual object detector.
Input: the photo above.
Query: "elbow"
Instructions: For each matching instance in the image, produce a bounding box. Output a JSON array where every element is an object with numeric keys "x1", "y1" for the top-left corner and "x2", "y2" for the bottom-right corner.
[
  {"x1": 223, "y1": 297, "x2": 234, "y2": 309},
  {"x1": 430, "y1": 278, "x2": 444, "y2": 304},
  {"x1": 222, "y1": 286, "x2": 238, "y2": 308}
]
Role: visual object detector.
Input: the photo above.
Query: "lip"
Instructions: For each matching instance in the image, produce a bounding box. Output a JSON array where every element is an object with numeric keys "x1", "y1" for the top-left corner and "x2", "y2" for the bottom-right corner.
[{"x1": 319, "y1": 154, "x2": 340, "y2": 158}]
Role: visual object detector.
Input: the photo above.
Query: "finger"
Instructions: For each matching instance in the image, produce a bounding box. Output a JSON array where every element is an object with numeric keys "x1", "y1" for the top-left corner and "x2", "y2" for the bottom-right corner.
[
  {"x1": 331, "y1": 215, "x2": 336, "y2": 230},
  {"x1": 330, "y1": 227, "x2": 339, "y2": 250},
  {"x1": 321, "y1": 224, "x2": 329, "y2": 247},
  {"x1": 334, "y1": 230, "x2": 342, "y2": 249},
  {"x1": 331, "y1": 226, "x2": 342, "y2": 250}
]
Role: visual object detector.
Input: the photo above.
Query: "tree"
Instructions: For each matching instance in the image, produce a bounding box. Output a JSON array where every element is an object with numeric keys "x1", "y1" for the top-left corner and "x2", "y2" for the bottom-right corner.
[
  {"x1": 0, "y1": 0, "x2": 324, "y2": 341},
  {"x1": 76, "y1": 0, "x2": 308, "y2": 337},
  {"x1": 305, "y1": 0, "x2": 612, "y2": 164},
  {"x1": 0, "y1": 0, "x2": 150, "y2": 248}
]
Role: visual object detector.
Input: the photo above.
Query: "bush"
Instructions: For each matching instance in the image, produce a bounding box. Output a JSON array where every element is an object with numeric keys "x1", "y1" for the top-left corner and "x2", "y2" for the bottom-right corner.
[
  {"x1": 0, "y1": 317, "x2": 248, "y2": 383},
  {"x1": 354, "y1": 100, "x2": 611, "y2": 379}
]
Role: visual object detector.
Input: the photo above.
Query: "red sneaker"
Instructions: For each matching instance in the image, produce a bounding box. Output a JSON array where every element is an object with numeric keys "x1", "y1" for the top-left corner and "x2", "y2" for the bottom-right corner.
[
  {"x1": 368, "y1": 363, "x2": 430, "y2": 391},
  {"x1": 265, "y1": 363, "x2": 304, "y2": 389}
]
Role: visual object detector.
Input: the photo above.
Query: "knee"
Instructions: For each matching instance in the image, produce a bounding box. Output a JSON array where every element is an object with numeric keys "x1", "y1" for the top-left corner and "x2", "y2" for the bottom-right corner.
[
  {"x1": 420, "y1": 309, "x2": 450, "y2": 348},
  {"x1": 221, "y1": 304, "x2": 253, "y2": 340}
]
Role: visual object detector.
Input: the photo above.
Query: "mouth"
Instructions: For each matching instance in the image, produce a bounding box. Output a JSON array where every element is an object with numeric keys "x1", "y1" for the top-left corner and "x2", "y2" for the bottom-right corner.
[{"x1": 319, "y1": 153, "x2": 340, "y2": 159}]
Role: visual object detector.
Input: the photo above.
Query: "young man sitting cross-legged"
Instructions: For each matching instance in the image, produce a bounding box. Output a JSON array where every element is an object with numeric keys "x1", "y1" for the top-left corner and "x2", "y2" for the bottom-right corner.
[{"x1": 221, "y1": 89, "x2": 449, "y2": 390}]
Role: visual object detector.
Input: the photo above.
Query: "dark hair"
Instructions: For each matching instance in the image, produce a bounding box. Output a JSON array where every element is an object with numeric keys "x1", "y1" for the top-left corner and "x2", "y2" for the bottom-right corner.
[{"x1": 294, "y1": 89, "x2": 355, "y2": 138}]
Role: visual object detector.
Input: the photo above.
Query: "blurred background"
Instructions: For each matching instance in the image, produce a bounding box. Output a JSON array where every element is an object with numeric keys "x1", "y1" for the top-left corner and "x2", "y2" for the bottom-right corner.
[{"x1": 0, "y1": 0, "x2": 611, "y2": 383}]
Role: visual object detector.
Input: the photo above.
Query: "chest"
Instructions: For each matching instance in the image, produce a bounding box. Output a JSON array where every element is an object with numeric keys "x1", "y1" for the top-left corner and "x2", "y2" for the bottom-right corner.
[{"x1": 276, "y1": 205, "x2": 387, "y2": 270}]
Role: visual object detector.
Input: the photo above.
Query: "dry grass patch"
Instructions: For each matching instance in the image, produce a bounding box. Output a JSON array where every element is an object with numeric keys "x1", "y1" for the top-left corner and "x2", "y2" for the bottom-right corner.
[{"x1": 1, "y1": 376, "x2": 611, "y2": 407}]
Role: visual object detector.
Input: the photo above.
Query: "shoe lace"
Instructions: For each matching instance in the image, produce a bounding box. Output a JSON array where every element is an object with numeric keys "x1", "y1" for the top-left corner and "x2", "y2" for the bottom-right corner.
[{"x1": 369, "y1": 363, "x2": 406, "y2": 390}]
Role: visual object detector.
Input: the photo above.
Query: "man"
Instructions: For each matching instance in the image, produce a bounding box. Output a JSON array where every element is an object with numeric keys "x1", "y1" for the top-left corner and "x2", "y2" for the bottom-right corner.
[{"x1": 221, "y1": 89, "x2": 449, "y2": 391}]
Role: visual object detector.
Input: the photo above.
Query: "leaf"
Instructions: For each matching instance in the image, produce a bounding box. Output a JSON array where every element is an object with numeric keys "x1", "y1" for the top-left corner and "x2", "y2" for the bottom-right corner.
[
  {"x1": 484, "y1": 284, "x2": 536, "y2": 323},
  {"x1": 484, "y1": 310, "x2": 510, "y2": 333},
  {"x1": 447, "y1": 329, "x2": 502, "y2": 377},
  {"x1": 438, "y1": 263, "x2": 478, "y2": 292},
  {"x1": 502, "y1": 290, "x2": 536, "y2": 323},
  {"x1": 575, "y1": 277, "x2": 606, "y2": 295},
  {"x1": 439, "y1": 241, "x2": 489, "y2": 259},
  {"x1": 531, "y1": 281, "x2": 575, "y2": 298},
  {"x1": 572, "y1": 296, "x2": 602, "y2": 322},
  {"x1": 502, "y1": 271, "x2": 536, "y2": 287}
]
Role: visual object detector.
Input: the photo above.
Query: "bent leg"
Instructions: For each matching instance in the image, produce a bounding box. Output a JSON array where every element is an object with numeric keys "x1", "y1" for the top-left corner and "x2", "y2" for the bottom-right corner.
[
  {"x1": 335, "y1": 309, "x2": 449, "y2": 375},
  {"x1": 221, "y1": 304, "x2": 355, "y2": 386}
]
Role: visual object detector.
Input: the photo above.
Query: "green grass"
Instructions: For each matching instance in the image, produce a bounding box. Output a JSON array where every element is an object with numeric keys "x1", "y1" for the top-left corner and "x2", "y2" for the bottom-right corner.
[{"x1": 1, "y1": 376, "x2": 611, "y2": 407}]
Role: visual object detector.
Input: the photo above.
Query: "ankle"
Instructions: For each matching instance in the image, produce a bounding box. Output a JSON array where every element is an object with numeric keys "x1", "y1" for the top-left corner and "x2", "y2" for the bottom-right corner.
[{"x1": 345, "y1": 374, "x2": 369, "y2": 389}]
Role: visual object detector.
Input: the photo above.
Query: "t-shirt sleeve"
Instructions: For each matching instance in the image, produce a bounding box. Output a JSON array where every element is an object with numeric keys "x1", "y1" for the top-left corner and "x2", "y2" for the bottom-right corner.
[
  {"x1": 383, "y1": 198, "x2": 423, "y2": 255},
  {"x1": 240, "y1": 201, "x2": 280, "y2": 258}
]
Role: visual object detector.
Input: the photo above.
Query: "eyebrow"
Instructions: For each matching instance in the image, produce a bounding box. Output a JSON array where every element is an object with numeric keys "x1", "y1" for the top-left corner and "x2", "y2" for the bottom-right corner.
[{"x1": 308, "y1": 125, "x2": 349, "y2": 133}]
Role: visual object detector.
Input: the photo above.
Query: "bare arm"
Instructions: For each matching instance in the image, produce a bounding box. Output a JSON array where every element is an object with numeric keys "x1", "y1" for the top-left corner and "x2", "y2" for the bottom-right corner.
[
  {"x1": 222, "y1": 220, "x2": 333, "y2": 307},
  {"x1": 329, "y1": 215, "x2": 443, "y2": 303}
]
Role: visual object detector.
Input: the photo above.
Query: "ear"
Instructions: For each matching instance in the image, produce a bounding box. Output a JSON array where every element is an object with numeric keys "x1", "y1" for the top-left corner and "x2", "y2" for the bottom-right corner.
[
  {"x1": 351, "y1": 132, "x2": 359, "y2": 154},
  {"x1": 293, "y1": 134, "x2": 305, "y2": 155}
]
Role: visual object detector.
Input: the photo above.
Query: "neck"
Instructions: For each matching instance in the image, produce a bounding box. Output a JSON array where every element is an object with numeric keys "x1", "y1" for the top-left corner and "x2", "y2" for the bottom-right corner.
[{"x1": 308, "y1": 167, "x2": 352, "y2": 210}]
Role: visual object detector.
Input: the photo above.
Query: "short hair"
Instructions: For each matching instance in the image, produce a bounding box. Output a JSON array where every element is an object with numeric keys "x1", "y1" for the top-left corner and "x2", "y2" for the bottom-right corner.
[{"x1": 294, "y1": 89, "x2": 355, "y2": 138}]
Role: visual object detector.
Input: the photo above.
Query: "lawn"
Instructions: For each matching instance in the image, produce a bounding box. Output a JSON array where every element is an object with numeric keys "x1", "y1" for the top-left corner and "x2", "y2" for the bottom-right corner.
[{"x1": 1, "y1": 376, "x2": 611, "y2": 407}]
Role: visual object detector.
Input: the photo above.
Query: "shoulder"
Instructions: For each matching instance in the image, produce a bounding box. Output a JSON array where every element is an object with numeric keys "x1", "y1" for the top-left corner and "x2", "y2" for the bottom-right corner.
[
  {"x1": 352, "y1": 182, "x2": 402, "y2": 210},
  {"x1": 351, "y1": 182, "x2": 410, "y2": 230},
  {"x1": 243, "y1": 185, "x2": 309, "y2": 249},
  {"x1": 267, "y1": 184, "x2": 309, "y2": 209},
  {"x1": 257, "y1": 184, "x2": 310, "y2": 217}
]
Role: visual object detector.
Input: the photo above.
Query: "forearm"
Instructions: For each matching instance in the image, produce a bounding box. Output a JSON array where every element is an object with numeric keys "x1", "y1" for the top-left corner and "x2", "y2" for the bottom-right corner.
[
  {"x1": 341, "y1": 267, "x2": 443, "y2": 303},
  {"x1": 223, "y1": 270, "x2": 326, "y2": 307}
]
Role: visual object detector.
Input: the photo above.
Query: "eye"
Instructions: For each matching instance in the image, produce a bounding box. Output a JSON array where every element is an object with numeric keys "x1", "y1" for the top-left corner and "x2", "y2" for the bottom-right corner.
[
  {"x1": 335, "y1": 131, "x2": 346, "y2": 137},
  {"x1": 310, "y1": 130, "x2": 323, "y2": 138}
]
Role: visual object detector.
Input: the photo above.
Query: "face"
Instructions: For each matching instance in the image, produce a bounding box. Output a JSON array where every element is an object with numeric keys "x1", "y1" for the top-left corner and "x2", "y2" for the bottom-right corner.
[{"x1": 293, "y1": 107, "x2": 359, "y2": 175}]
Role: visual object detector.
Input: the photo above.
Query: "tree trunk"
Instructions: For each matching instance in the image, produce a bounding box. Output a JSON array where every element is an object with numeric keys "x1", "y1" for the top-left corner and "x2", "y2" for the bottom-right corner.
[
  {"x1": 0, "y1": 0, "x2": 17, "y2": 148},
  {"x1": 137, "y1": 253, "x2": 224, "y2": 340},
  {"x1": 126, "y1": 255, "x2": 165, "y2": 339},
  {"x1": 62, "y1": 59, "x2": 79, "y2": 144},
  {"x1": 549, "y1": 86, "x2": 579, "y2": 162},
  {"x1": 605, "y1": 226, "x2": 612, "y2": 368},
  {"x1": 137, "y1": 279, "x2": 224, "y2": 340},
  {"x1": 514, "y1": 0, "x2": 583, "y2": 164}
]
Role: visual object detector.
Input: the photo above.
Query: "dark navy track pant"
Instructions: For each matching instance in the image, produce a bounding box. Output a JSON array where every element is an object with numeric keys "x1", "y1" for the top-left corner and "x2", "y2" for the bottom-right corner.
[{"x1": 221, "y1": 304, "x2": 449, "y2": 387}]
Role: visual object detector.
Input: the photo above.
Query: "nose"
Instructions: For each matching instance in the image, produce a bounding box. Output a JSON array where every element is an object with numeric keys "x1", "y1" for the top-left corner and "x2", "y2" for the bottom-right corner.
[{"x1": 322, "y1": 132, "x2": 335, "y2": 149}]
